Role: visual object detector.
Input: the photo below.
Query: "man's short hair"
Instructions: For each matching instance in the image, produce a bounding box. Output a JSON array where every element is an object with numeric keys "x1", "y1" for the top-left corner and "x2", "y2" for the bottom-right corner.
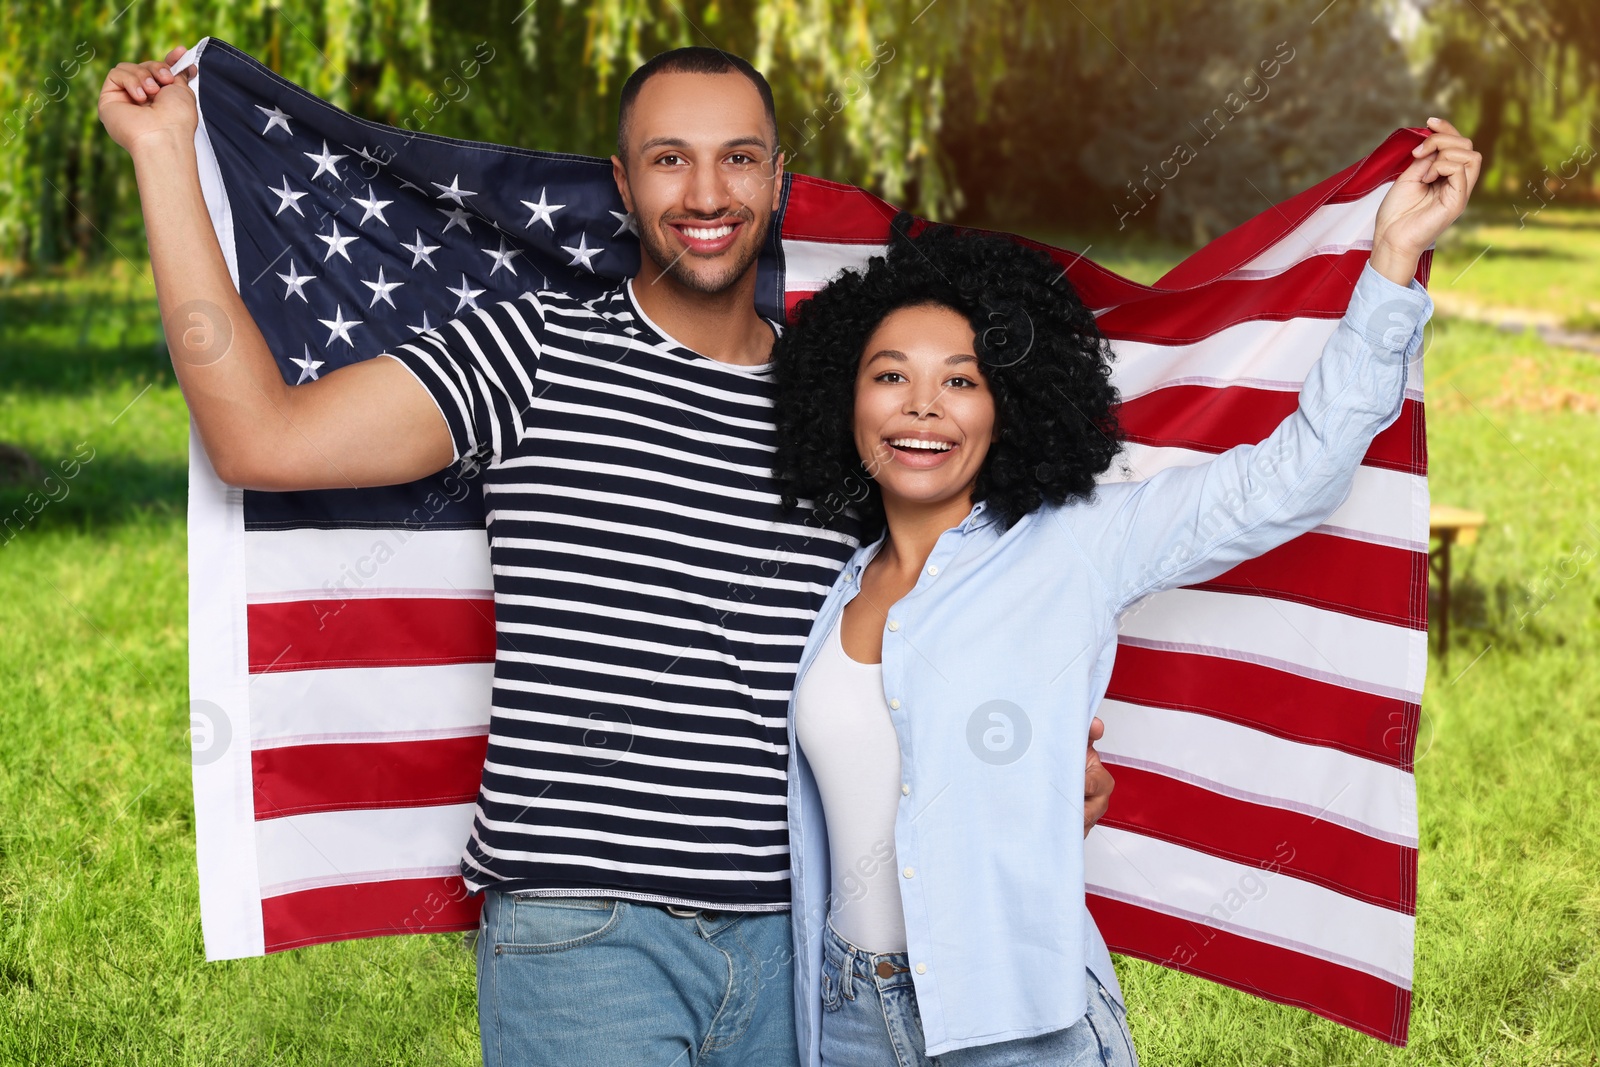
[{"x1": 616, "y1": 47, "x2": 777, "y2": 160}]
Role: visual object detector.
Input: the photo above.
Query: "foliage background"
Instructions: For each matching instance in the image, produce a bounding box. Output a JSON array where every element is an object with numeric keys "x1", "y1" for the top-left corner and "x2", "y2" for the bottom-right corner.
[{"x1": 2, "y1": 0, "x2": 1598, "y2": 273}]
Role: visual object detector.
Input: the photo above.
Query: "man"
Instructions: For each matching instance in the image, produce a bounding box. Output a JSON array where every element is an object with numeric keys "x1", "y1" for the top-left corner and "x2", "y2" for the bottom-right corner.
[{"x1": 102, "y1": 45, "x2": 1118, "y2": 1066}]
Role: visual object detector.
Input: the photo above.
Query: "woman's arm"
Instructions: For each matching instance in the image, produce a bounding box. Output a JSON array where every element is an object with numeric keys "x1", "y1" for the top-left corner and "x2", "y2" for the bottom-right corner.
[{"x1": 1068, "y1": 120, "x2": 1479, "y2": 610}]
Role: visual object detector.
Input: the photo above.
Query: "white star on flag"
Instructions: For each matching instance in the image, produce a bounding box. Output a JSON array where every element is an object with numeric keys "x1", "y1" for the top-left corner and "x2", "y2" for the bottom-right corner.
[
  {"x1": 561, "y1": 233, "x2": 604, "y2": 272},
  {"x1": 268, "y1": 176, "x2": 307, "y2": 217},
  {"x1": 408, "y1": 310, "x2": 436, "y2": 336},
  {"x1": 304, "y1": 140, "x2": 348, "y2": 182},
  {"x1": 256, "y1": 104, "x2": 293, "y2": 136},
  {"x1": 432, "y1": 174, "x2": 478, "y2": 205},
  {"x1": 438, "y1": 206, "x2": 473, "y2": 235},
  {"x1": 609, "y1": 210, "x2": 638, "y2": 237},
  {"x1": 482, "y1": 236, "x2": 524, "y2": 277},
  {"x1": 361, "y1": 266, "x2": 405, "y2": 309},
  {"x1": 403, "y1": 230, "x2": 441, "y2": 270},
  {"x1": 291, "y1": 344, "x2": 325, "y2": 384},
  {"x1": 276, "y1": 259, "x2": 316, "y2": 302},
  {"x1": 352, "y1": 185, "x2": 393, "y2": 226},
  {"x1": 521, "y1": 188, "x2": 565, "y2": 230},
  {"x1": 318, "y1": 304, "x2": 363, "y2": 347},
  {"x1": 316, "y1": 220, "x2": 360, "y2": 263},
  {"x1": 347, "y1": 145, "x2": 386, "y2": 171},
  {"x1": 447, "y1": 274, "x2": 486, "y2": 313}
]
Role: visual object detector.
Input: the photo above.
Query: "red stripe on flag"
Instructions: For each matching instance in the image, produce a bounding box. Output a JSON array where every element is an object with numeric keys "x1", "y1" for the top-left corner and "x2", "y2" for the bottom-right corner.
[
  {"x1": 1098, "y1": 249, "x2": 1377, "y2": 344},
  {"x1": 784, "y1": 288, "x2": 820, "y2": 321},
  {"x1": 253, "y1": 735, "x2": 488, "y2": 820},
  {"x1": 779, "y1": 184, "x2": 1153, "y2": 311},
  {"x1": 781, "y1": 175, "x2": 898, "y2": 242},
  {"x1": 1117, "y1": 387, "x2": 1425, "y2": 477},
  {"x1": 1097, "y1": 763, "x2": 1416, "y2": 913},
  {"x1": 262, "y1": 876, "x2": 482, "y2": 953},
  {"x1": 1187, "y1": 532, "x2": 1428, "y2": 630},
  {"x1": 247, "y1": 597, "x2": 496, "y2": 673},
  {"x1": 1086, "y1": 892, "x2": 1411, "y2": 1045},
  {"x1": 1107, "y1": 643, "x2": 1420, "y2": 771}
]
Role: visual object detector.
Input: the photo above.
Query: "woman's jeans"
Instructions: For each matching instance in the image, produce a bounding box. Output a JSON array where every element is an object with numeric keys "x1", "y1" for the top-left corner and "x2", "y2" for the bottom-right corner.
[{"x1": 819, "y1": 922, "x2": 1139, "y2": 1067}]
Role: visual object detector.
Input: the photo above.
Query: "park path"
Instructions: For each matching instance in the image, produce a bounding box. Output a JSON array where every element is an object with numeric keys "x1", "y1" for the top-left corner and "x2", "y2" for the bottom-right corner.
[{"x1": 1431, "y1": 291, "x2": 1600, "y2": 355}]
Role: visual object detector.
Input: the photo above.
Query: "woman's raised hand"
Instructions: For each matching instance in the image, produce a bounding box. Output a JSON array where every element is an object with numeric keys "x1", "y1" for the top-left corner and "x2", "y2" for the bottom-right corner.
[
  {"x1": 99, "y1": 45, "x2": 196, "y2": 154},
  {"x1": 1370, "y1": 117, "x2": 1481, "y2": 284}
]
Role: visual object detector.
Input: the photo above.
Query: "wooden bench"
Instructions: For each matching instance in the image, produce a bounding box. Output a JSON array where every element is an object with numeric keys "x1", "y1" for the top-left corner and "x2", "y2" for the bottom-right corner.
[{"x1": 1429, "y1": 505, "x2": 1486, "y2": 665}]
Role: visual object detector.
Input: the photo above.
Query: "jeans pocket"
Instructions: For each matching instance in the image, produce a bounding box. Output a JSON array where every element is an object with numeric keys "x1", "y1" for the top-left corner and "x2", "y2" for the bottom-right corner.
[
  {"x1": 820, "y1": 956, "x2": 844, "y2": 1013},
  {"x1": 496, "y1": 896, "x2": 620, "y2": 955}
]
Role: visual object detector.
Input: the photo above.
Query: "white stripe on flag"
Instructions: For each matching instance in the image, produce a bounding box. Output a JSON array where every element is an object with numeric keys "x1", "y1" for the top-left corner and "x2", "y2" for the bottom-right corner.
[
  {"x1": 249, "y1": 663, "x2": 494, "y2": 748},
  {"x1": 1105, "y1": 442, "x2": 1428, "y2": 552},
  {"x1": 781, "y1": 239, "x2": 884, "y2": 291},
  {"x1": 245, "y1": 527, "x2": 492, "y2": 601},
  {"x1": 1225, "y1": 185, "x2": 1389, "y2": 279},
  {"x1": 182, "y1": 35, "x2": 268, "y2": 963},
  {"x1": 257, "y1": 803, "x2": 477, "y2": 898},
  {"x1": 1109, "y1": 313, "x2": 1424, "y2": 401},
  {"x1": 1116, "y1": 587, "x2": 1427, "y2": 702},
  {"x1": 1086, "y1": 826, "x2": 1415, "y2": 986},
  {"x1": 1096, "y1": 700, "x2": 1418, "y2": 844}
]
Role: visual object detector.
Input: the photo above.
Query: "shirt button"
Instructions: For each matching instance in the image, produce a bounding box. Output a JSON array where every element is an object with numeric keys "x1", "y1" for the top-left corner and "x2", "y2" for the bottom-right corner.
[
  {"x1": 915, "y1": 962, "x2": 927, "y2": 975},
  {"x1": 901, "y1": 783, "x2": 911, "y2": 796},
  {"x1": 889, "y1": 698, "x2": 901, "y2": 710},
  {"x1": 887, "y1": 619, "x2": 899, "y2": 631},
  {"x1": 926, "y1": 565, "x2": 939, "y2": 576},
  {"x1": 902, "y1": 866, "x2": 915, "y2": 878}
]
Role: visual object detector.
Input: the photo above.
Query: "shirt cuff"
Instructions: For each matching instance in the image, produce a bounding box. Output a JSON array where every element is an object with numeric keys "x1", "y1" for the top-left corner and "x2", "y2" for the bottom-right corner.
[{"x1": 1344, "y1": 260, "x2": 1434, "y2": 361}]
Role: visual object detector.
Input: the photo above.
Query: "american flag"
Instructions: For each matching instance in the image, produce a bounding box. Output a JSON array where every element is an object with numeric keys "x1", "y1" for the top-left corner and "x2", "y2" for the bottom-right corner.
[{"x1": 175, "y1": 37, "x2": 1427, "y2": 1045}]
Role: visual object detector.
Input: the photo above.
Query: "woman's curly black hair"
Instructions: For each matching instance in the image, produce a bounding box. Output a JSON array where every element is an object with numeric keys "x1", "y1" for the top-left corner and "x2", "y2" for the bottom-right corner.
[{"x1": 772, "y1": 213, "x2": 1123, "y2": 539}]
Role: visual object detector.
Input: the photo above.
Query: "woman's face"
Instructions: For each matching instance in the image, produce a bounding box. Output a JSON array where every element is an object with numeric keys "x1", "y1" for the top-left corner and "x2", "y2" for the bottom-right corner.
[{"x1": 853, "y1": 303, "x2": 996, "y2": 514}]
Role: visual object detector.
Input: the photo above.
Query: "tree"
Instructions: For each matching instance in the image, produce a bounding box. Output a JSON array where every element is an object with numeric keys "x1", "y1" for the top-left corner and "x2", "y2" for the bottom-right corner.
[
  {"x1": 1418, "y1": 0, "x2": 1600, "y2": 192},
  {"x1": 0, "y1": 0, "x2": 1021, "y2": 273},
  {"x1": 942, "y1": 0, "x2": 1423, "y2": 243}
]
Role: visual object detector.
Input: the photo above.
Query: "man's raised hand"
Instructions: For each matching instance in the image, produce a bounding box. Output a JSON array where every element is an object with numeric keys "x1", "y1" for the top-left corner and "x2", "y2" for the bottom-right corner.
[{"x1": 99, "y1": 45, "x2": 196, "y2": 153}]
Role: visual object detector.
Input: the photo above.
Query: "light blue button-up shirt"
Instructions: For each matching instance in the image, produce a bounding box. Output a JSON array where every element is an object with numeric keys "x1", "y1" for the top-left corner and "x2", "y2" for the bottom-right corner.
[{"x1": 785, "y1": 263, "x2": 1433, "y2": 1061}]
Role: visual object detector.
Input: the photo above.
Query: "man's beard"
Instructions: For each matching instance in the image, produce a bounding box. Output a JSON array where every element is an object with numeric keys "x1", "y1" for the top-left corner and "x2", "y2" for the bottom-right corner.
[{"x1": 638, "y1": 210, "x2": 767, "y2": 295}]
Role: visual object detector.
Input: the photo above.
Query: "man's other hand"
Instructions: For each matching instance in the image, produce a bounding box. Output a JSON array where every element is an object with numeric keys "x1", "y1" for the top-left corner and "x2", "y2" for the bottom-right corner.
[{"x1": 1085, "y1": 715, "x2": 1114, "y2": 837}]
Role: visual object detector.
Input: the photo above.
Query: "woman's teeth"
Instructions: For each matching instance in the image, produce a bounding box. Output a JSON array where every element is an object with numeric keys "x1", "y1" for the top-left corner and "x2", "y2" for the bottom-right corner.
[
  {"x1": 889, "y1": 438, "x2": 954, "y2": 452},
  {"x1": 682, "y1": 224, "x2": 734, "y2": 240}
]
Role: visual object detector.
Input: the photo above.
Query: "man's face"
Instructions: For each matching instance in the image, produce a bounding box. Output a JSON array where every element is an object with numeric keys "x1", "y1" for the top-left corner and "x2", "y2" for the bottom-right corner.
[{"x1": 613, "y1": 71, "x2": 784, "y2": 294}]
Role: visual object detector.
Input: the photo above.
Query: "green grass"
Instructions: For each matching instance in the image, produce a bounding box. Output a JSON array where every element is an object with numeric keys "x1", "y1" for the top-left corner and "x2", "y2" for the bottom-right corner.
[
  {"x1": 3, "y1": 206, "x2": 1600, "y2": 1063},
  {"x1": 1428, "y1": 201, "x2": 1600, "y2": 329}
]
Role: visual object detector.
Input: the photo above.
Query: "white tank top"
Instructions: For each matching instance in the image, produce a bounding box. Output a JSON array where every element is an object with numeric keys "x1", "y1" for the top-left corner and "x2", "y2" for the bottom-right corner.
[{"x1": 794, "y1": 615, "x2": 909, "y2": 953}]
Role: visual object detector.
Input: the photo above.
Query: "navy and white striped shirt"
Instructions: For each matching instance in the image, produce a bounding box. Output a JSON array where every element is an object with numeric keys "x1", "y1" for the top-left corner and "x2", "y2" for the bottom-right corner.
[{"x1": 383, "y1": 279, "x2": 859, "y2": 910}]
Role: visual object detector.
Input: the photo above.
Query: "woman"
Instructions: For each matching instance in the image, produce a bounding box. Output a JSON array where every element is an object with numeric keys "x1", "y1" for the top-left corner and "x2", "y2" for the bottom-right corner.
[{"x1": 771, "y1": 122, "x2": 1476, "y2": 1066}]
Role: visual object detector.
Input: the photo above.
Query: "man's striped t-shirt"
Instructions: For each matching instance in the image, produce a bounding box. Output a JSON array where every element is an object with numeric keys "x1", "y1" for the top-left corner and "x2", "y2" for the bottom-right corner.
[{"x1": 381, "y1": 279, "x2": 859, "y2": 910}]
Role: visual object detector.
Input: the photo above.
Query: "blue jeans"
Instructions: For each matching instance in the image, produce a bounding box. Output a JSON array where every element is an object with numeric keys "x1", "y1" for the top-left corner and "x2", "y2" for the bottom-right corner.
[
  {"x1": 819, "y1": 922, "x2": 1138, "y2": 1067},
  {"x1": 476, "y1": 891, "x2": 800, "y2": 1067}
]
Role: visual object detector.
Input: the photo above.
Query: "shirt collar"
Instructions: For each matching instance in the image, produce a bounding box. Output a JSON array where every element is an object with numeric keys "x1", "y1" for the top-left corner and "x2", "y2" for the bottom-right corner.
[{"x1": 844, "y1": 501, "x2": 997, "y2": 582}]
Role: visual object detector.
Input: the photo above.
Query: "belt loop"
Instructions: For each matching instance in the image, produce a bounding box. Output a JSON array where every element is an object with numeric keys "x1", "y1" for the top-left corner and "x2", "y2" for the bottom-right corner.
[{"x1": 843, "y1": 941, "x2": 862, "y2": 1000}]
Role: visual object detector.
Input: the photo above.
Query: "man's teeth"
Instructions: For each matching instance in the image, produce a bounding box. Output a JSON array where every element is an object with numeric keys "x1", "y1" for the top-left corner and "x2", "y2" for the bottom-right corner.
[
  {"x1": 889, "y1": 438, "x2": 954, "y2": 452},
  {"x1": 682, "y1": 224, "x2": 734, "y2": 240}
]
